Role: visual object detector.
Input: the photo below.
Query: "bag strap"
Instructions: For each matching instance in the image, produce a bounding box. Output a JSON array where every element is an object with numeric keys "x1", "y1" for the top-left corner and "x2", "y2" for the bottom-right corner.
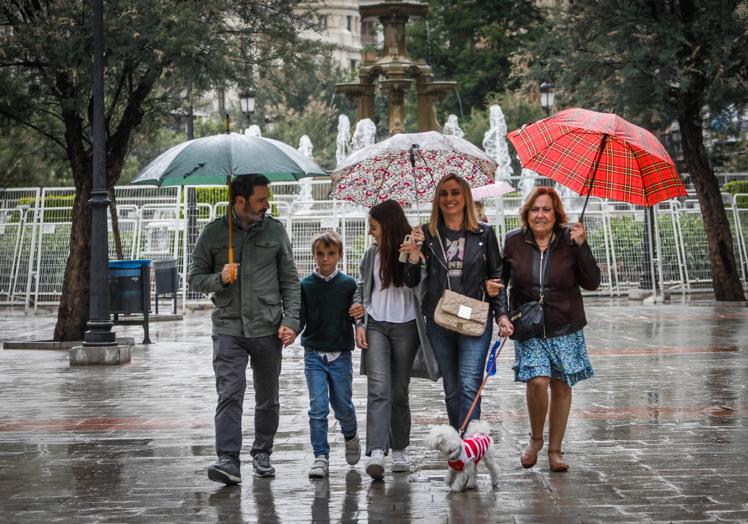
[{"x1": 434, "y1": 227, "x2": 452, "y2": 292}]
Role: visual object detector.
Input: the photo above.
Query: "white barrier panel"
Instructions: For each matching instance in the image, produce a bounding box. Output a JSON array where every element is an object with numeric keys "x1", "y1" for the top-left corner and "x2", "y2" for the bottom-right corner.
[{"x1": 0, "y1": 183, "x2": 746, "y2": 311}]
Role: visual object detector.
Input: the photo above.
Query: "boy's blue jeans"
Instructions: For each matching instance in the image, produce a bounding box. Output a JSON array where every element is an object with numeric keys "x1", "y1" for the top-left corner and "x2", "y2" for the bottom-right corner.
[{"x1": 303, "y1": 350, "x2": 358, "y2": 458}]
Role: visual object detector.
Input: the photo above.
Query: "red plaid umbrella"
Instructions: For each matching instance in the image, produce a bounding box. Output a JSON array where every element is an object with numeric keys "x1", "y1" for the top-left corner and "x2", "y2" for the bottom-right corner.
[{"x1": 507, "y1": 108, "x2": 686, "y2": 220}]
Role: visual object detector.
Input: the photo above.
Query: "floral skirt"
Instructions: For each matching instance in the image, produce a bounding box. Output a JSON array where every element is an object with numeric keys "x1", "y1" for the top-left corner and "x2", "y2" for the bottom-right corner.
[{"x1": 512, "y1": 330, "x2": 593, "y2": 386}]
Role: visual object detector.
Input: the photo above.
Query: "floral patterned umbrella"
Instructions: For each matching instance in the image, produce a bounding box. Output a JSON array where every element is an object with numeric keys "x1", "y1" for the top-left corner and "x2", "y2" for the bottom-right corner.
[{"x1": 331, "y1": 131, "x2": 497, "y2": 208}]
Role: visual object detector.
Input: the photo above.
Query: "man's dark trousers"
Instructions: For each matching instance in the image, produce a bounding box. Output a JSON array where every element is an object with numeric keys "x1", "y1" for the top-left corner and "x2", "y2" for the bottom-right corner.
[{"x1": 212, "y1": 334, "x2": 283, "y2": 458}]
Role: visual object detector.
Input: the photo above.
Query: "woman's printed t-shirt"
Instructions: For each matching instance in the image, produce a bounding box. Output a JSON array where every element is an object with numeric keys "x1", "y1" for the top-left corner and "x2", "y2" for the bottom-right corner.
[{"x1": 444, "y1": 228, "x2": 465, "y2": 293}]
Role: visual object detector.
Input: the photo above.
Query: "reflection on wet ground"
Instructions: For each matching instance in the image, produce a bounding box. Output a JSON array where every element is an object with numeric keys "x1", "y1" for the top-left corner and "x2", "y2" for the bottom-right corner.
[{"x1": 1, "y1": 300, "x2": 747, "y2": 522}]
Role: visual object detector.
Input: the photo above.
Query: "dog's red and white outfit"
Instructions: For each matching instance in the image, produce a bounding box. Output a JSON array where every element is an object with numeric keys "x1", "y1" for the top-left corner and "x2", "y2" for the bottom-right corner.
[{"x1": 447, "y1": 433, "x2": 493, "y2": 471}]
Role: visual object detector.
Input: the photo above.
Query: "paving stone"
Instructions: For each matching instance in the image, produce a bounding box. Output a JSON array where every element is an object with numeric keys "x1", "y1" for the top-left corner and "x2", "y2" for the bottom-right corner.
[{"x1": 0, "y1": 299, "x2": 746, "y2": 522}]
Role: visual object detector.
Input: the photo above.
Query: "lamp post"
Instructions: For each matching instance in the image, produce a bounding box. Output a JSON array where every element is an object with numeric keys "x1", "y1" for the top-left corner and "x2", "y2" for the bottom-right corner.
[
  {"x1": 539, "y1": 81, "x2": 555, "y2": 116},
  {"x1": 239, "y1": 88, "x2": 256, "y2": 128},
  {"x1": 71, "y1": 0, "x2": 130, "y2": 365}
]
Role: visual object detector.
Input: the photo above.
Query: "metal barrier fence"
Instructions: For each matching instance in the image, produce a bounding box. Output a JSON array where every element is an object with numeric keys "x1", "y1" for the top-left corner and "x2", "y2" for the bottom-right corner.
[{"x1": 0, "y1": 183, "x2": 746, "y2": 311}]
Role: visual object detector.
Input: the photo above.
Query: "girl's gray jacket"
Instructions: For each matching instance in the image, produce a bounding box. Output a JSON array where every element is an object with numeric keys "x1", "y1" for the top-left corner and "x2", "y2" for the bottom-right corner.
[{"x1": 353, "y1": 245, "x2": 440, "y2": 381}]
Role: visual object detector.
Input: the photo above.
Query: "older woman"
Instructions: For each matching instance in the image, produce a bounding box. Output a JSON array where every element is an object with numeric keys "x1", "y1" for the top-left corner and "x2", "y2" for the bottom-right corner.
[
  {"x1": 500, "y1": 187, "x2": 600, "y2": 472},
  {"x1": 403, "y1": 174, "x2": 507, "y2": 430}
]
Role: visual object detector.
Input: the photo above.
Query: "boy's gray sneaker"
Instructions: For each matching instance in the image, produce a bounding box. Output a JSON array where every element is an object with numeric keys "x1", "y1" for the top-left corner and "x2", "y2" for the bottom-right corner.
[
  {"x1": 208, "y1": 456, "x2": 241, "y2": 485},
  {"x1": 365, "y1": 449, "x2": 385, "y2": 480},
  {"x1": 252, "y1": 452, "x2": 275, "y2": 477},
  {"x1": 391, "y1": 448, "x2": 410, "y2": 472},
  {"x1": 345, "y1": 435, "x2": 361, "y2": 465},
  {"x1": 308, "y1": 456, "x2": 329, "y2": 478}
]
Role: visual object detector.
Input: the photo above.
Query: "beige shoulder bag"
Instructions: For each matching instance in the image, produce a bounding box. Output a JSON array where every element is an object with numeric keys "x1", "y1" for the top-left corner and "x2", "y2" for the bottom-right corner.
[{"x1": 432, "y1": 229, "x2": 489, "y2": 337}]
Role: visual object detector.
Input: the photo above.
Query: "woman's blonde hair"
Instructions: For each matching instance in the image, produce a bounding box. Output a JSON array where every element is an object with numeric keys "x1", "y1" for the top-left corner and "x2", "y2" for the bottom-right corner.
[
  {"x1": 518, "y1": 186, "x2": 569, "y2": 230},
  {"x1": 428, "y1": 174, "x2": 480, "y2": 235}
]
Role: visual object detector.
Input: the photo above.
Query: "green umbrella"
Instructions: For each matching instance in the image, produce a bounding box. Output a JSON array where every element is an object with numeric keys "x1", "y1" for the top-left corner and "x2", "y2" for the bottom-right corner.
[
  {"x1": 131, "y1": 132, "x2": 326, "y2": 186},
  {"x1": 131, "y1": 126, "x2": 327, "y2": 283}
]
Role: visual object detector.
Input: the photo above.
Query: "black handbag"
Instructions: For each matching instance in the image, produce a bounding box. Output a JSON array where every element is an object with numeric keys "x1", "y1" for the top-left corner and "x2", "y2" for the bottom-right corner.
[
  {"x1": 510, "y1": 247, "x2": 549, "y2": 341},
  {"x1": 510, "y1": 298, "x2": 544, "y2": 341}
]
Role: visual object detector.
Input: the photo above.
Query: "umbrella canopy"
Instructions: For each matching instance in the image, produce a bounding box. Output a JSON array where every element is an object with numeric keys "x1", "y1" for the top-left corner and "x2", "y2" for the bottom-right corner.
[
  {"x1": 471, "y1": 181, "x2": 516, "y2": 201},
  {"x1": 131, "y1": 132, "x2": 326, "y2": 186},
  {"x1": 507, "y1": 108, "x2": 686, "y2": 214},
  {"x1": 331, "y1": 131, "x2": 496, "y2": 207}
]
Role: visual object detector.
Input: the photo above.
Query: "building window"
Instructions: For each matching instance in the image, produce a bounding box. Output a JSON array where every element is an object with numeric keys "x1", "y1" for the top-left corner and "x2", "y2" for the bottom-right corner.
[
  {"x1": 318, "y1": 15, "x2": 327, "y2": 31},
  {"x1": 346, "y1": 15, "x2": 353, "y2": 32},
  {"x1": 350, "y1": 59, "x2": 357, "y2": 71}
]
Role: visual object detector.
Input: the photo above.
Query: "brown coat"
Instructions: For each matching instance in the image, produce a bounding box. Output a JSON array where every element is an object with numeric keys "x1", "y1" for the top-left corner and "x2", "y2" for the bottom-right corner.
[{"x1": 501, "y1": 227, "x2": 600, "y2": 338}]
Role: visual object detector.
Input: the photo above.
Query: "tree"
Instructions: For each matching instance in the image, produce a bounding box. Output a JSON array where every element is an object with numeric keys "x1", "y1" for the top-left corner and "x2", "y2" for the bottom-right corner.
[
  {"x1": 407, "y1": 0, "x2": 543, "y2": 115},
  {"x1": 0, "y1": 0, "x2": 324, "y2": 340},
  {"x1": 515, "y1": 0, "x2": 747, "y2": 301}
]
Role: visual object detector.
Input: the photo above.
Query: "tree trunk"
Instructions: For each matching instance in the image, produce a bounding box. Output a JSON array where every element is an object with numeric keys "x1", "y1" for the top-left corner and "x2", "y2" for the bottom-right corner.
[
  {"x1": 678, "y1": 116, "x2": 746, "y2": 301},
  {"x1": 53, "y1": 167, "x2": 92, "y2": 341}
]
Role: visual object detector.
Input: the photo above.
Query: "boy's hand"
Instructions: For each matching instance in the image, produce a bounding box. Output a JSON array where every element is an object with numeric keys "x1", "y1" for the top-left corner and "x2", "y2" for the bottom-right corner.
[
  {"x1": 349, "y1": 303, "x2": 365, "y2": 320},
  {"x1": 355, "y1": 326, "x2": 368, "y2": 350}
]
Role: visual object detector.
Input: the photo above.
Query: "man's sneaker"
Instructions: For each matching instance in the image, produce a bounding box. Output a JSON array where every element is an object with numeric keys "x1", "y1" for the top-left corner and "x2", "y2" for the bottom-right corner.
[
  {"x1": 252, "y1": 452, "x2": 275, "y2": 477},
  {"x1": 308, "y1": 456, "x2": 329, "y2": 478},
  {"x1": 365, "y1": 449, "x2": 385, "y2": 480},
  {"x1": 207, "y1": 456, "x2": 241, "y2": 485},
  {"x1": 345, "y1": 435, "x2": 361, "y2": 465},
  {"x1": 391, "y1": 448, "x2": 410, "y2": 472}
]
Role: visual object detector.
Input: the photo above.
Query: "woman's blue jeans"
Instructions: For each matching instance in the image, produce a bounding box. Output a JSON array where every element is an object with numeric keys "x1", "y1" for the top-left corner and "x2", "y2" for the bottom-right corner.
[
  {"x1": 426, "y1": 317, "x2": 493, "y2": 429},
  {"x1": 304, "y1": 350, "x2": 357, "y2": 458}
]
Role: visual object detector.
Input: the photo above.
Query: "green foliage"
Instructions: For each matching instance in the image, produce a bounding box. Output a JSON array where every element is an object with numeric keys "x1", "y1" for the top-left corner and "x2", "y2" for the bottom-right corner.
[
  {"x1": 724, "y1": 181, "x2": 748, "y2": 195},
  {"x1": 0, "y1": 0, "x2": 327, "y2": 187},
  {"x1": 266, "y1": 100, "x2": 339, "y2": 171},
  {"x1": 407, "y1": 0, "x2": 544, "y2": 114},
  {"x1": 724, "y1": 180, "x2": 748, "y2": 208},
  {"x1": 514, "y1": 1, "x2": 748, "y2": 131}
]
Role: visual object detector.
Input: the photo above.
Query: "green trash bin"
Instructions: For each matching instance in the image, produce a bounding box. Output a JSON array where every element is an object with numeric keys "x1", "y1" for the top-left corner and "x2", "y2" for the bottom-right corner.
[{"x1": 109, "y1": 259, "x2": 152, "y2": 344}]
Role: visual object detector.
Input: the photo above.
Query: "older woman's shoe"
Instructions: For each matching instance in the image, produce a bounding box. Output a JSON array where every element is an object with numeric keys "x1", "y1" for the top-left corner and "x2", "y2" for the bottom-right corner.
[
  {"x1": 548, "y1": 449, "x2": 569, "y2": 472},
  {"x1": 520, "y1": 434, "x2": 544, "y2": 468}
]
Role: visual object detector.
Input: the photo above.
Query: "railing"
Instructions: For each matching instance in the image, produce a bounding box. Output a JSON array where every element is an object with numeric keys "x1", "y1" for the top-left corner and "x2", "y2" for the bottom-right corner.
[{"x1": 0, "y1": 183, "x2": 746, "y2": 311}]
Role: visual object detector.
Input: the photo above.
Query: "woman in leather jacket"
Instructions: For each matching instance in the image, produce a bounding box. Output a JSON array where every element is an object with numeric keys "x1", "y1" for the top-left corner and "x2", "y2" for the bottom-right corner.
[
  {"x1": 500, "y1": 187, "x2": 600, "y2": 472},
  {"x1": 403, "y1": 174, "x2": 511, "y2": 429}
]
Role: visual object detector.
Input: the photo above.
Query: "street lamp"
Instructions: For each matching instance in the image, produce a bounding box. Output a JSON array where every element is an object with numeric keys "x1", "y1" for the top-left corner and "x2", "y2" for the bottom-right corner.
[
  {"x1": 239, "y1": 88, "x2": 256, "y2": 126},
  {"x1": 539, "y1": 81, "x2": 555, "y2": 116}
]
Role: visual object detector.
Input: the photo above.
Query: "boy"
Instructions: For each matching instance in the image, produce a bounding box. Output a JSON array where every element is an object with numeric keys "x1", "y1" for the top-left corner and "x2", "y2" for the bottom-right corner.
[{"x1": 300, "y1": 230, "x2": 362, "y2": 478}]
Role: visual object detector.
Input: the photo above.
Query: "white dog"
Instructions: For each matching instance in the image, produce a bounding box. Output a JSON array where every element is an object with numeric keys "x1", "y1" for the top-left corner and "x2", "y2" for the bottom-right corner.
[{"x1": 426, "y1": 419, "x2": 500, "y2": 492}]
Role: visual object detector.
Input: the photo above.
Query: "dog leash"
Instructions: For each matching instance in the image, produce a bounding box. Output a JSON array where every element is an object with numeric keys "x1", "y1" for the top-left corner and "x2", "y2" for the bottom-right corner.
[{"x1": 458, "y1": 336, "x2": 507, "y2": 436}]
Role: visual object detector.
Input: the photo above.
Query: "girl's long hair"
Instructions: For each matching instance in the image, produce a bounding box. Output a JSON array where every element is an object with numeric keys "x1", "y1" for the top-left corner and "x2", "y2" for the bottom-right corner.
[
  {"x1": 369, "y1": 200, "x2": 411, "y2": 288},
  {"x1": 428, "y1": 173, "x2": 480, "y2": 236}
]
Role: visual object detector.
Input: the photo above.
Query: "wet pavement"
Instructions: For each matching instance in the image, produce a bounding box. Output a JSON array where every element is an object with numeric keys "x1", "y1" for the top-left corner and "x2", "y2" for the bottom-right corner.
[{"x1": 1, "y1": 298, "x2": 747, "y2": 523}]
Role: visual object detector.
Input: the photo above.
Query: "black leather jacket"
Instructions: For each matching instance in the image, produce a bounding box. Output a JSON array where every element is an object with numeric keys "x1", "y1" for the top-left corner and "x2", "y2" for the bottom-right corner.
[
  {"x1": 501, "y1": 227, "x2": 601, "y2": 338},
  {"x1": 404, "y1": 222, "x2": 507, "y2": 321}
]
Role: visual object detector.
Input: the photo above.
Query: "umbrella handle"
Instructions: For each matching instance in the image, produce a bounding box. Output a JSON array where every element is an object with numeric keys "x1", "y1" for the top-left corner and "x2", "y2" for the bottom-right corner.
[
  {"x1": 578, "y1": 133, "x2": 608, "y2": 223},
  {"x1": 227, "y1": 175, "x2": 236, "y2": 284}
]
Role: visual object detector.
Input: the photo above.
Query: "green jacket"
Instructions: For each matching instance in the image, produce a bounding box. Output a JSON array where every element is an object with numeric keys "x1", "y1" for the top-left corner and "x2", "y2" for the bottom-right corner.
[{"x1": 188, "y1": 214, "x2": 300, "y2": 338}]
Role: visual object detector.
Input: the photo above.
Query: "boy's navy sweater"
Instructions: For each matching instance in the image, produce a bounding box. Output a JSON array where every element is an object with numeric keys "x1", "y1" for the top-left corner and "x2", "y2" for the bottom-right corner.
[{"x1": 299, "y1": 272, "x2": 357, "y2": 353}]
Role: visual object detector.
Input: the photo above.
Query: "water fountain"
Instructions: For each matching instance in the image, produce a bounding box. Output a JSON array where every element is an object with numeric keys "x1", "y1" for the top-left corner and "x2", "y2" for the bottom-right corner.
[
  {"x1": 244, "y1": 125, "x2": 262, "y2": 137},
  {"x1": 335, "y1": 115, "x2": 351, "y2": 168},
  {"x1": 350, "y1": 118, "x2": 377, "y2": 152},
  {"x1": 482, "y1": 105, "x2": 513, "y2": 182},
  {"x1": 442, "y1": 114, "x2": 464, "y2": 138},
  {"x1": 335, "y1": 0, "x2": 456, "y2": 135},
  {"x1": 296, "y1": 135, "x2": 315, "y2": 214},
  {"x1": 519, "y1": 168, "x2": 538, "y2": 202}
]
